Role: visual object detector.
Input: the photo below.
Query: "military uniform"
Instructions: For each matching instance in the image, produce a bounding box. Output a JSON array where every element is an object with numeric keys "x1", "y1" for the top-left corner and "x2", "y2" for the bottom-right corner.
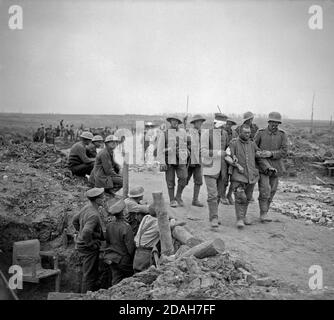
[
  {"x1": 68, "y1": 141, "x2": 95, "y2": 176},
  {"x1": 89, "y1": 148, "x2": 123, "y2": 193},
  {"x1": 72, "y1": 200, "x2": 104, "y2": 293},
  {"x1": 133, "y1": 214, "x2": 160, "y2": 273},
  {"x1": 157, "y1": 116, "x2": 188, "y2": 206},
  {"x1": 186, "y1": 126, "x2": 203, "y2": 206},
  {"x1": 124, "y1": 197, "x2": 149, "y2": 236},
  {"x1": 104, "y1": 199, "x2": 135, "y2": 286},
  {"x1": 229, "y1": 137, "x2": 266, "y2": 226},
  {"x1": 104, "y1": 219, "x2": 135, "y2": 286},
  {"x1": 254, "y1": 124, "x2": 288, "y2": 217},
  {"x1": 201, "y1": 123, "x2": 229, "y2": 226}
]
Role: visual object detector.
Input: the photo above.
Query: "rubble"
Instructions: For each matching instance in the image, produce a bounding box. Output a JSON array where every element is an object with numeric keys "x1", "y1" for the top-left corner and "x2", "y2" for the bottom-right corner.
[
  {"x1": 272, "y1": 183, "x2": 334, "y2": 228},
  {"x1": 70, "y1": 253, "x2": 301, "y2": 300}
]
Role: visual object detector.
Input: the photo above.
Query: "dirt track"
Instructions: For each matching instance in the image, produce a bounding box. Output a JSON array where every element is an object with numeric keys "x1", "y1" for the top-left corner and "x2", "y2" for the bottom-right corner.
[{"x1": 130, "y1": 170, "x2": 334, "y2": 293}]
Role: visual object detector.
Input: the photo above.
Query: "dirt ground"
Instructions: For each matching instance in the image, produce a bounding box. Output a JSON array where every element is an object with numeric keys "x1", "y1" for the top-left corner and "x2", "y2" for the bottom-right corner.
[
  {"x1": 1, "y1": 117, "x2": 334, "y2": 299},
  {"x1": 130, "y1": 170, "x2": 334, "y2": 294}
]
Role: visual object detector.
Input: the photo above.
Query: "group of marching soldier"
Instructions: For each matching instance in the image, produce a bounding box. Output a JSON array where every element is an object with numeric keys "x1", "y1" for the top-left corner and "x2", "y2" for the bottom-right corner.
[
  {"x1": 69, "y1": 110, "x2": 287, "y2": 293},
  {"x1": 157, "y1": 111, "x2": 287, "y2": 229}
]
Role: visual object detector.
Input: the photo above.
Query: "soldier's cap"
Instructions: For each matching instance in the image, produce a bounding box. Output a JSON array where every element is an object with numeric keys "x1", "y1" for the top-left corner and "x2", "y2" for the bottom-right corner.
[
  {"x1": 92, "y1": 135, "x2": 104, "y2": 142},
  {"x1": 85, "y1": 187, "x2": 104, "y2": 199},
  {"x1": 80, "y1": 131, "x2": 94, "y2": 140},
  {"x1": 214, "y1": 113, "x2": 228, "y2": 121},
  {"x1": 242, "y1": 111, "x2": 254, "y2": 123},
  {"x1": 190, "y1": 114, "x2": 206, "y2": 124},
  {"x1": 166, "y1": 115, "x2": 183, "y2": 124},
  {"x1": 105, "y1": 135, "x2": 120, "y2": 143},
  {"x1": 107, "y1": 199, "x2": 126, "y2": 215},
  {"x1": 226, "y1": 117, "x2": 237, "y2": 126},
  {"x1": 128, "y1": 186, "x2": 144, "y2": 198},
  {"x1": 268, "y1": 111, "x2": 282, "y2": 124}
]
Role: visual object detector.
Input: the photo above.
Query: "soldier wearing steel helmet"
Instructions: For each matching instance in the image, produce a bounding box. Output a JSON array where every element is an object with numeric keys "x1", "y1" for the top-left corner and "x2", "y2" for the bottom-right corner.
[
  {"x1": 254, "y1": 111, "x2": 288, "y2": 222},
  {"x1": 86, "y1": 135, "x2": 104, "y2": 158},
  {"x1": 157, "y1": 115, "x2": 188, "y2": 208},
  {"x1": 186, "y1": 114, "x2": 206, "y2": 207},
  {"x1": 68, "y1": 131, "x2": 95, "y2": 176},
  {"x1": 124, "y1": 186, "x2": 150, "y2": 235},
  {"x1": 89, "y1": 135, "x2": 123, "y2": 196},
  {"x1": 235, "y1": 111, "x2": 259, "y2": 140}
]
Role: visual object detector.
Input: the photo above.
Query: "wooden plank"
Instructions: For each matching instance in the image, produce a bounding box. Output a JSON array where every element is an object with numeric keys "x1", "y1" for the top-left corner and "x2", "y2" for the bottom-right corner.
[{"x1": 152, "y1": 192, "x2": 174, "y2": 256}]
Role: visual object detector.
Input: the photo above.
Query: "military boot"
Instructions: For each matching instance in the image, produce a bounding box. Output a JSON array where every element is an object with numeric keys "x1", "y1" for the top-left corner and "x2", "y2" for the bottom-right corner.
[
  {"x1": 243, "y1": 204, "x2": 252, "y2": 225},
  {"x1": 168, "y1": 188, "x2": 177, "y2": 208},
  {"x1": 235, "y1": 203, "x2": 245, "y2": 229},
  {"x1": 175, "y1": 184, "x2": 185, "y2": 207},
  {"x1": 259, "y1": 200, "x2": 272, "y2": 222},
  {"x1": 192, "y1": 184, "x2": 204, "y2": 207},
  {"x1": 208, "y1": 202, "x2": 219, "y2": 228}
]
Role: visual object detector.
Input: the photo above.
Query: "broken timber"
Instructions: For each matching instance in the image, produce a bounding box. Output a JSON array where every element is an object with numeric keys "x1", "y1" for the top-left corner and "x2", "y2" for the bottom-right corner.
[
  {"x1": 172, "y1": 226, "x2": 203, "y2": 247},
  {"x1": 178, "y1": 238, "x2": 225, "y2": 260}
]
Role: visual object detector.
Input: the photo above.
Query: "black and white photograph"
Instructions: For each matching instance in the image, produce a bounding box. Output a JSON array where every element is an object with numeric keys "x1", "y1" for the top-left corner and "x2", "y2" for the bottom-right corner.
[{"x1": 0, "y1": 0, "x2": 334, "y2": 306}]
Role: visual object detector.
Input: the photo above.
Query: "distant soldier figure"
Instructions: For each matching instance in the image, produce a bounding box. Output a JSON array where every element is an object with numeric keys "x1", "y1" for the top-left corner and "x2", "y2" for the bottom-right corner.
[
  {"x1": 157, "y1": 115, "x2": 188, "y2": 207},
  {"x1": 64, "y1": 124, "x2": 70, "y2": 142},
  {"x1": 186, "y1": 114, "x2": 206, "y2": 207},
  {"x1": 33, "y1": 128, "x2": 41, "y2": 142},
  {"x1": 254, "y1": 112, "x2": 288, "y2": 222},
  {"x1": 69, "y1": 124, "x2": 75, "y2": 141},
  {"x1": 60, "y1": 120, "x2": 64, "y2": 137},
  {"x1": 55, "y1": 125, "x2": 60, "y2": 137},
  {"x1": 45, "y1": 125, "x2": 55, "y2": 144},
  {"x1": 236, "y1": 111, "x2": 259, "y2": 140},
  {"x1": 223, "y1": 117, "x2": 238, "y2": 205},
  {"x1": 104, "y1": 199, "x2": 135, "y2": 286},
  {"x1": 89, "y1": 135, "x2": 123, "y2": 195},
  {"x1": 68, "y1": 131, "x2": 95, "y2": 176},
  {"x1": 72, "y1": 187, "x2": 105, "y2": 293},
  {"x1": 124, "y1": 186, "x2": 149, "y2": 236},
  {"x1": 227, "y1": 124, "x2": 272, "y2": 228},
  {"x1": 86, "y1": 135, "x2": 104, "y2": 158},
  {"x1": 39, "y1": 124, "x2": 45, "y2": 142},
  {"x1": 201, "y1": 113, "x2": 229, "y2": 228}
]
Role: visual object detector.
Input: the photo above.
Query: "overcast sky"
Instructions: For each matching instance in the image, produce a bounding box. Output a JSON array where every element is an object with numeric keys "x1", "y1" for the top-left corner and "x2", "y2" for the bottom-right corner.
[{"x1": 0, "y1": 0, "x2": 333, "y2": 119}]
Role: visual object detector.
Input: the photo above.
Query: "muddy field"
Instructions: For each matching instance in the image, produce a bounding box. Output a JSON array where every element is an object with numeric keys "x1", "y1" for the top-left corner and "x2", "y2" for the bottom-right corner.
[{"x1": 0, "y1": 114, "x2": 334, "y2": 300}]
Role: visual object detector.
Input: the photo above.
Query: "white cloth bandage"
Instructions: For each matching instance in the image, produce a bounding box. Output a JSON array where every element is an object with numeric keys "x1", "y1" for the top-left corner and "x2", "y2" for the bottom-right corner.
[{"x1": 214, "y1": 120, "x2": 226, "y2": 128}]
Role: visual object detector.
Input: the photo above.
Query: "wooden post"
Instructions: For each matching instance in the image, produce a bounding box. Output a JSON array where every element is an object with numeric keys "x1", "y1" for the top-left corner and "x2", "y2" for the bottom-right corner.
[
  {"x1": 122, "y1": 152, "x2": 129, "y2": 198},
  {"x1": 152, "y1": 192, "x2": 174, "y2": 256}
]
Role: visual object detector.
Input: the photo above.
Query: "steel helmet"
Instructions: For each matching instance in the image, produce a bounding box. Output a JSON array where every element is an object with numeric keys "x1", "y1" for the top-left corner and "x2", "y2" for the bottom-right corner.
[
  {"x1": 166, "y1": 115, "x2": 183, "y2": 124},
  {"x1": 105, "y1": 135, "x2": 120, "y2": 143},
  {"x1": 128, "y1": 186, "x2": 145, "y2": 198},
  {"x1": 190, "y1": 114, "x2": 206, "y2": 124},
  {"x1": 80, "y1": 131, "x2": 93, "y2": 140},
  {"x1": 268, "y1": 112, "x2": 282, "y2": 123},
  {"x1": 242, "y1": 111, "x2": 255, "y2": 123},
  {"x1": 92, "y1": 135, "x2": 103, "y2": 142}
]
